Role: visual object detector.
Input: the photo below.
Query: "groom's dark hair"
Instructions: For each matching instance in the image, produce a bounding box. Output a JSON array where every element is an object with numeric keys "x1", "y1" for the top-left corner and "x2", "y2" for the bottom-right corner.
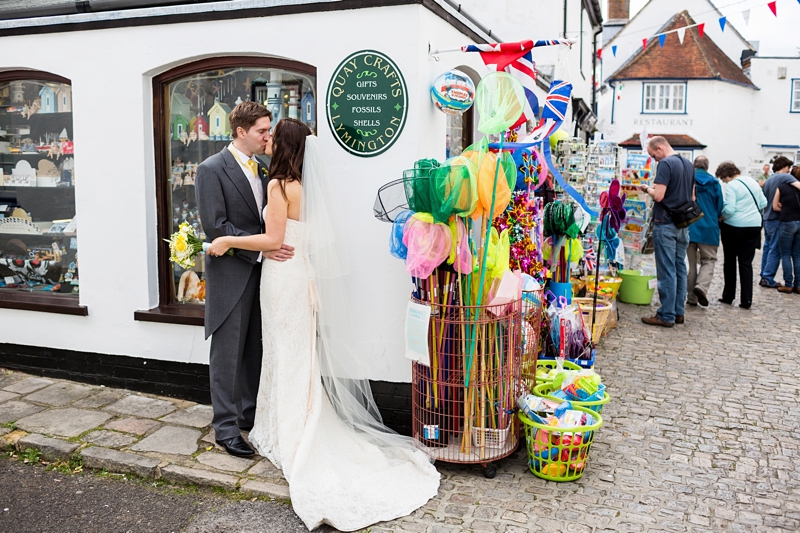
[{"x1": 229, "y1": 101, "x2": 272, "y2": 139}]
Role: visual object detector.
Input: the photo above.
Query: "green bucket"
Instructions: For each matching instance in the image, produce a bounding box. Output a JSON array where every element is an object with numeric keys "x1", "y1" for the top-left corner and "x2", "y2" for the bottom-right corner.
[
  {"x1": 535, "y1": 360, "x2": 582, "y2": 384},
  {"x1": 533, "y1": 382, "x2": 611, "y2": 415},
  {"x1": 519, "y1": 404, "x2": 603, "y2": 482},
  {"x1": 618, "y1": 269, "x2": 656, "y2": 305}
]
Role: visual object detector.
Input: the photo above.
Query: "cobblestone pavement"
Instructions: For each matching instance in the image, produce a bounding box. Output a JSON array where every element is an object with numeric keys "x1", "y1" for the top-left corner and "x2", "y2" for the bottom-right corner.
[{"x1": 2, "y1": 255, "x2": 799, "y2": 532}]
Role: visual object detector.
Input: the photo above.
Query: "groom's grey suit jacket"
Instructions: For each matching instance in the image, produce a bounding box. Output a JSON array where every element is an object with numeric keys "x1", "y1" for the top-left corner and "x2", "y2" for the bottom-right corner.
[{"x1": 195, "y1": 147, "x2": 267, "y2": 339}]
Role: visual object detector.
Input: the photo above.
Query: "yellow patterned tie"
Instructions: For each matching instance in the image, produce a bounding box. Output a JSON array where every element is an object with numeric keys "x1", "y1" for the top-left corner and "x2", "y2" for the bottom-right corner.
[{"x1": 245, "y1": 158, "x2": 259, "y2": 178}]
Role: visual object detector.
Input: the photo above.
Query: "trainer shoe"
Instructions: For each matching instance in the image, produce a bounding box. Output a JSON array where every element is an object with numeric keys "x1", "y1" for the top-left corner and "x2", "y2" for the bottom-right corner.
[{"x1": 693, "y1": 287, "x2": 709, "y2": 308}]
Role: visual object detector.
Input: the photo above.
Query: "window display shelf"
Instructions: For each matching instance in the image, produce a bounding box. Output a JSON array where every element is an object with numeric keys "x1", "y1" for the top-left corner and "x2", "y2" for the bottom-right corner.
[{"x1": 0, "y1": 290, "x2": 86, "y2": 315}]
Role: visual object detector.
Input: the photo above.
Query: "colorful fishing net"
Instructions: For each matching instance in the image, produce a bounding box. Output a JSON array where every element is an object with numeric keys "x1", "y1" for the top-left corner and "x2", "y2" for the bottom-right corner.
[
  {"x1": 403, "y1": 157, "x2": 477, "y2": 223},
  {"x1": 403, "y1": 159, "x2": 439, "y2": 215},
  {"x1": 389, "y1": 209, "x2": 413, "y2": 260},
  {"x1": 462, "y1": 138, "x2": 516, "y2": 220},
  {"x1": 447, "y1": 216, "x2": 473, "y2": 274},
  {"x1": 403, "y1": 213, "x2": 452, "y2": 278},
  {"x1": 475, "y1": 72, "x2": 526, "y2": 134}
]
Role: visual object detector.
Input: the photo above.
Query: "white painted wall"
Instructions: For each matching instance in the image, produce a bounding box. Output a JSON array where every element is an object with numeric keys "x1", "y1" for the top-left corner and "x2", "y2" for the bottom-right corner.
[
  {"x1": 600, "y1": 0, "x2": 753, "y2": 82},
  {"x1": 747, "y1": 57, "x2": 800, "y2": 166},
  {"x1": 599, "y1": 78, "x2": 757, "y2": 169},
  {"x1": 0, "y1": 5, "x2": 490, "y2": 383}
]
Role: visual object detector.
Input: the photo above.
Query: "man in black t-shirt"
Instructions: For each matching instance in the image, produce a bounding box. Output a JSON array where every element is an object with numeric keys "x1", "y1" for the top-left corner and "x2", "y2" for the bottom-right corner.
[{"x1": 640, "y1": 137, "x2": 694, "y2": 327}]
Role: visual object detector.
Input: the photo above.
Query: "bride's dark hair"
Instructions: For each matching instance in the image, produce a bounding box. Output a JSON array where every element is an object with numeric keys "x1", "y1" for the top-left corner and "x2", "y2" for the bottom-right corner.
[{"x1": 268, "y1": 118, "x2": 313, "y2": 201}]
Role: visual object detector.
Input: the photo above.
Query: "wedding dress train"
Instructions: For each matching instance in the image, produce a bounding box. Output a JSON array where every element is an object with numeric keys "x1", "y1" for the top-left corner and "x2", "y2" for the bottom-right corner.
[{"x1": 249, "y1": 219, "x2": 440, "y2": 531}]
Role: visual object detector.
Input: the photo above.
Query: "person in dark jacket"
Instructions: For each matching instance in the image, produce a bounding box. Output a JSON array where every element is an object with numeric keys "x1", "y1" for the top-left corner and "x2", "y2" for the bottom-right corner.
[{"x1": 686, "y1": 156, "x2": 723, "y2": 308}]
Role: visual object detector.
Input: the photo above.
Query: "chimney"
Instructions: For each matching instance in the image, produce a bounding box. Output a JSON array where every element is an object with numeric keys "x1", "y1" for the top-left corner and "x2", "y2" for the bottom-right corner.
[{"x1": 608, "y1": 0, "x2": 630, "y2": 21}]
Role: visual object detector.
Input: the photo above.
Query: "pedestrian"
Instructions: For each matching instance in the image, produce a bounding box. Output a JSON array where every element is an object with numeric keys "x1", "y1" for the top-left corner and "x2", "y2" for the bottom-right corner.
[
  {"x1": 759, "y1": 156, "x2": 799, "y2": 288},
  {"x1": 640, "y1": 136, "x2": 694, "y2": 328},
  {"x1": 686, "y1": 156, "x2": 723, "y2": 308},
  {"x1": 757, "y1": 163, "x2": 771, "y2": 187},
  {"x1": 717, "y1": 161, "x2": 767, "y2": 309},
  {"x1": 772, "y1": 175, "x2": 800, "y2": 294}
]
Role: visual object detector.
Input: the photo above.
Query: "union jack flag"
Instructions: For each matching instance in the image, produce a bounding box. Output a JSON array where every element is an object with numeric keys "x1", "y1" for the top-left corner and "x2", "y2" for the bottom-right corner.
[
  {"x1": 461, "y1": 40, "x2": 540, "y2": 129},
  {"x1": 518, "y1": 79, "x2": 573, "y2": 144}
]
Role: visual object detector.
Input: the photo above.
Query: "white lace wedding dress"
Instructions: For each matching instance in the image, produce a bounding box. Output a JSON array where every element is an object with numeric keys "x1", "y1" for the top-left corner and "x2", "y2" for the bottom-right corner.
[{"x1": 249, "y1": 219, "x2": 440, "y2": 532}]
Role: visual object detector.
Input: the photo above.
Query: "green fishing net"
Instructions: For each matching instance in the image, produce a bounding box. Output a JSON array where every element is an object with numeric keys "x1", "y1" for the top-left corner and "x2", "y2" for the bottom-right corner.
[{"x1": 475, "y1": 72, "x2": 526, "y2": 134}]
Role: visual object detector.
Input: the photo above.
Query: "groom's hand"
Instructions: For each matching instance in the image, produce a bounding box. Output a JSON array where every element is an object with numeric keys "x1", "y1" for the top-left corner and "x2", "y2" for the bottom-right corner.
[{"x1": 265, "y1": 243, "x2": 295, "y2": 262}]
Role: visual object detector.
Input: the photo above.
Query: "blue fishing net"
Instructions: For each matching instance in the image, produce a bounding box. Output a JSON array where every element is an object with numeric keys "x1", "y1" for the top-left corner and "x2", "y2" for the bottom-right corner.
[{"x1": 389, "y1": 209, "x2": 414, "y2": 260}]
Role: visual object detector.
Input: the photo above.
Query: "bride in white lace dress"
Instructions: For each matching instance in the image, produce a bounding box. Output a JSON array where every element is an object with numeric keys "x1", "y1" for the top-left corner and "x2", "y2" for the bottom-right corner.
[{"x1": 206, "y1": 118, "x2": 439, "y2": 531}]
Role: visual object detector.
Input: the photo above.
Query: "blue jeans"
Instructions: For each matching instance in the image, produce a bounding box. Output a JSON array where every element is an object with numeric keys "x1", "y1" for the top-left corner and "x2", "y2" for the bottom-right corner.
[
  {"x1": 760, "y1": 219, "x2": 781, "y2": 284},
  {"x1": 778, "y1": 220, "x2": 800, "y2": 288},
  {"x1": 653, "y1": 223, "x2": 690, "y2": 323}
]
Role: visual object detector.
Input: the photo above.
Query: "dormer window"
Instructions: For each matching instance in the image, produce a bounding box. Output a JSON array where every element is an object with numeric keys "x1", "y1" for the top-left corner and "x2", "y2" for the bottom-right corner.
[{"x1": 643, "y1": 82, "x2": 686, "y2": 114}]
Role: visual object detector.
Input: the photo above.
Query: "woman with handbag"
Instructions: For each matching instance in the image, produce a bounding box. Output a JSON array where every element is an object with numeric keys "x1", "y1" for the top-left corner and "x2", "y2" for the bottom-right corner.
[
  {"x1": 772, "y1": 177, "x2": 800, "y2": 294},
  {"x1": 717, "y1": 162, "x2": 768, "y2": 309}
]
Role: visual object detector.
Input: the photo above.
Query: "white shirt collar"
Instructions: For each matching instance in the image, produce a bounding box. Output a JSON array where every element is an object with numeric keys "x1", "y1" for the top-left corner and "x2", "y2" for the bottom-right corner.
[{"x1": 228, "y1": 142, "x2": 257, "y2": 164}]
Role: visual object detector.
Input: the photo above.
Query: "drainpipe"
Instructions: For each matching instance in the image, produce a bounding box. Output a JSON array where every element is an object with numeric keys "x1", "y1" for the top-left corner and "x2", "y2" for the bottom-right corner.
[
  {"x1": 591, "y1": 25, "x2": 602, "y2": 116},
  {"x1": 563, "y1": 0, "x2": 568, "y2": 38}
]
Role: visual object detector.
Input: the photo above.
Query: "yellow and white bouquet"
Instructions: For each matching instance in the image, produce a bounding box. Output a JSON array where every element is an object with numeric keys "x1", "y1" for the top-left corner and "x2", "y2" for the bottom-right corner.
[{"x1": 165, "y1": 222, "x2": 231, "y2": 270}]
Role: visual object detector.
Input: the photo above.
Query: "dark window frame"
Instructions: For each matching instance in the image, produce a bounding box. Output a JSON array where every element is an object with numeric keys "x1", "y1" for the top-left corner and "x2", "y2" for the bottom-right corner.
[
  {"x1": 0, "y1": 69, "x2": 86, "y2": 316},
  {"x1": 135, "y1": 56, "x2": 316, "y2": 326}
]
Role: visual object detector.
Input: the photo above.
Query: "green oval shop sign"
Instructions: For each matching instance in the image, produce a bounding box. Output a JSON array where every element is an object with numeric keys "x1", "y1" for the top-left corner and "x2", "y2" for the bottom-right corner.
[{"x1": 326, "y1": 50, "x2": 408, "y2": 157}]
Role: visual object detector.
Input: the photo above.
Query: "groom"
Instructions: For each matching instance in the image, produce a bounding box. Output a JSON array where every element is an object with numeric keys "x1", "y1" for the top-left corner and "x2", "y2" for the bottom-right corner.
[{"x1": 196, "y1": 102, "x2": 292, "y2": 457}]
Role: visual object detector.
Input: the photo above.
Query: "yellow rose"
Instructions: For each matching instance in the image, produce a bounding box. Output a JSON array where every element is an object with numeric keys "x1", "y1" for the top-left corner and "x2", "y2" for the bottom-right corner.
[{"x1": 174, "y1": 235, "x2": 188, "y2": 253}]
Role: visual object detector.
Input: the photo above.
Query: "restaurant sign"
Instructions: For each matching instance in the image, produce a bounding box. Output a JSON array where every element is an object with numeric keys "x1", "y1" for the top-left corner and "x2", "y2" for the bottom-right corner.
[{"x1": 326, "y1": 50, "x2": 408, "y2": 157}]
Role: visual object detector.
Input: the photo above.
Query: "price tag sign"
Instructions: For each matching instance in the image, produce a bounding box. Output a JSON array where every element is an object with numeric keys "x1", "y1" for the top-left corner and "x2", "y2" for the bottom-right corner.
[
  {"x1": 326, "y1": 50, "x2": 408, "y2": 157},
  {"x1": 405, "y1": 300, "x2": 431, "y2": 366},
  {"x1": 648, "y1": 278, "x2": 658, "y2": 290}
]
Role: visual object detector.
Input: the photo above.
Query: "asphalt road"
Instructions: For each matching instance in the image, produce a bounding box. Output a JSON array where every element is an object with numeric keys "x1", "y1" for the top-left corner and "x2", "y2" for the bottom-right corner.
[{"x1": 0, "y1": 457, "x2": 333, "y2": 533}]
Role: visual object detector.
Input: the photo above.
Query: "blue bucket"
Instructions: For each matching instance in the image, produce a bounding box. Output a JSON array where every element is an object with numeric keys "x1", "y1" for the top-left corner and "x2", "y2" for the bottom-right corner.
[{"x1": 548, "y1": 281, "x2": 573, "y2": 305}]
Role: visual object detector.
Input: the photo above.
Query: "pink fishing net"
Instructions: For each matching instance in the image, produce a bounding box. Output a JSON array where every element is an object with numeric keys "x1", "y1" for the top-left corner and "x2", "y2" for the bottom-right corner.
[{"x1": 403, "y1": 214, "x2": 452, "y2": 278}]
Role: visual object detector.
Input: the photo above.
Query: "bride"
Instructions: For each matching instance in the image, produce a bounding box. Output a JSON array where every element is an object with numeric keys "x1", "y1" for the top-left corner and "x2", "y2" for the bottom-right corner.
[{"x1": 206, "y1": 118, "x2": 440, "y2": 531}]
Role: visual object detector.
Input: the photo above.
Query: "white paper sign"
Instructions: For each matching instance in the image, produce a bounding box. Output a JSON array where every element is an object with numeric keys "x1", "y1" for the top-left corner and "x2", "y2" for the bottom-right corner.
[
  {"x1": 405, "y1": 300, "x2": 431, "y2": 366},
  {"x1": 648, "y1": 278, "x2": 657, "y2": 290}
]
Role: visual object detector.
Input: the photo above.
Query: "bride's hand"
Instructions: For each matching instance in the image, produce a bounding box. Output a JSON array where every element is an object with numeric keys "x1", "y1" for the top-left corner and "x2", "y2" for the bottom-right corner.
[{"x1": 206, "y1": 237, "x2": 231, "y2": 257}]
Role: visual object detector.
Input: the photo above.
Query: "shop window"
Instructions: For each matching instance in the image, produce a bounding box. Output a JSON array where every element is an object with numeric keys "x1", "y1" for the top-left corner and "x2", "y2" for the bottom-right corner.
[
  {"x1": 642, "y1": 82, "x2": 686, "y2": 114},
  {"x1": 0, "y1": 71, "x2": 83, "y2": 315},
  {"x1": 136, "y1": 58, "x2": 316, "y2": 325}
]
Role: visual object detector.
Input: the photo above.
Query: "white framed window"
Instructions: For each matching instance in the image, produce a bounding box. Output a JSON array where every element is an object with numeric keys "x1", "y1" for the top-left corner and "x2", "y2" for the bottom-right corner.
[
  {"x1": 792, "y1": 79, "x2": 800, "y2": 113},
  {"x1": 642, "y1": 83, "x2": 686, "y2": 114}
]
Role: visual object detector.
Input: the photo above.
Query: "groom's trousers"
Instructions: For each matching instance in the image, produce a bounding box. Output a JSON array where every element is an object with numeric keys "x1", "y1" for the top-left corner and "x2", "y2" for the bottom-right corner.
[{"x1": 208, "y1": 263, "x2": 262, "y2": 441}]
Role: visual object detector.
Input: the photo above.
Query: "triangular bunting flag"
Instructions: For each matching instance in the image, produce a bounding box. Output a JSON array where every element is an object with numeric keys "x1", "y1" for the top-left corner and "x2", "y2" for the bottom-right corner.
[
  {"x1": 612, "y1": 45, "x2": 617, "y2": 57},
  {"x1": 768, "y1": 1, "x2": 777, "y2": 16},
  {"x1": 642, "y1": 38, "x2": 648, "y2": 50},
  {"x1": 597, "y1": 48, "x2": 603, "y2": 59},
  {"x1": 658, "y1": 34, "x2": 666, "y2": 47},
  {"x1": 698, "y1": 23, "x2": 705, "y2": 38},
  {"x1": 743, "y1": 9, "x2": 750, "y2": 25},
  {"x1": 719, "y1": 16, "x2": 727, "y2": 32},
  {"x1": 677, "y1": 27, "x2": 686, "y2": 44}
]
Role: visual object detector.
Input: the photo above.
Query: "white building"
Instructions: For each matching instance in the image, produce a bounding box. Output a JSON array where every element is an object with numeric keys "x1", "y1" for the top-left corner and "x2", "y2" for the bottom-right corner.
[
  {"x1": 597, "y1": 0, "x2": 800, "y2": 172},
  {"x1": 0, "y1": 0, "x2": 534, "y2": 432}
]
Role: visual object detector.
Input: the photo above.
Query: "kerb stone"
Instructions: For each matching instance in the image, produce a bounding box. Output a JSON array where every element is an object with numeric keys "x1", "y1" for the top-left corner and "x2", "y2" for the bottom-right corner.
[
  {"x1": 240, "y1": 479, "x2": 290, "y2": 500},
  {"x1": 17, "y1": 433, "x2": 79, "y2": 460},
  {"x1": 161, "y1": 464, "x2": 238, "y2": 489},
  {"x1": 24, "y1": 382, "x2": 93, "y2": 406},
  {"x1": 195, "y1": 451, "x2": 253, "y2": 472},
  {"x1": 15, "y1": 408, "x2": 112, "y2": 438},
  {"x1": 0, "y1": 430, "x2": 28, "y2": 451},
  {"x1": 81, "y1": 446, "x2": 160, "y2": 478},
  {"x1": 130, "y1": 426, "x2": 200, "y2": 455}
]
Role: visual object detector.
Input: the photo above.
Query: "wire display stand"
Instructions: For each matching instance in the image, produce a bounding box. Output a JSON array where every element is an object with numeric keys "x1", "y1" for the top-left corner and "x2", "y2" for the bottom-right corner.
[
  {"x1": 520, "y1": 288, "x2": 545, "y2": 394},
  {"x1": 412, "y1": 297, "x2": 523, "y2": 478}
]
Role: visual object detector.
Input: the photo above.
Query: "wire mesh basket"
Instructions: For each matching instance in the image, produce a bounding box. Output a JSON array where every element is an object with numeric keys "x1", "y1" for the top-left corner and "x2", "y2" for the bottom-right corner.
[
  {"x1": 411, "y1": 296, "x2": 522, "y2": 471},
  {"x1": 520, "y1": 288, "x2": 545, "y2": 393}
]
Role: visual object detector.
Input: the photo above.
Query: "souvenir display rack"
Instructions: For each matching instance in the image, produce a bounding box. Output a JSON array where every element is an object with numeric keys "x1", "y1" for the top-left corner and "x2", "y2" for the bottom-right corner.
[{"x1": 0, "y1": 79, "x2": 78, "y2": 295}]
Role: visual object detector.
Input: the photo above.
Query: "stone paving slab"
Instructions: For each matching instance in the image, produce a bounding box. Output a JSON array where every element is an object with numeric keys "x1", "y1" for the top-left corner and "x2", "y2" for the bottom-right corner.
[
  {"x1": 24, "y1": 382, "x2": 94, "y2": 406},
  {"x1": 15, "y1": 408, "x2": 112, "y2": 438},
  {"x1": 2, "y1": 377, "x2": 53, "y2": 394},
  {"x1": 104, "y1": 395, "x2": 176, "y2": 419},
  {"x1": 130, "y1": 426, "x2": 200, "y2": 455},
  {"x1": 17, "y1": 433, "x2": 79, "y2": 460},
  {"x1": 80, "y1": 446, "x2": 160, "y2": 478},
  {"x1": 72, "y1": 388, "x2": 127, "y2": 409},
  {"x1": 82, "y1": 430, "x2": 137, "y2": 449},
  {"x1": 195, "y1": 451, "x2": 253, "y2": 473},
  {"x1": 0, "y1": 390, "x2": 19, "y2": 404},
  {"x1": 0, "y1": 401, "x2": 45, "y2": 424},
  {"x1": 240, "y1": 479, "x2": 290, "y2": 500},
  {"x1": 104, "y1": 417, "x2": 161, "y2": 435},
  {"x1": 161, "y1": 404, "x2": 213, "y2": 428}
]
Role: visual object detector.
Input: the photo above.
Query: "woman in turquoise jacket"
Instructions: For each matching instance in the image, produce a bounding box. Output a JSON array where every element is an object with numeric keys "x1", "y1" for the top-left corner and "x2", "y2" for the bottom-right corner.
[
  {"x1": 717, "y1": 162, "x2": 767, "y2": 309},
  {"x1": 686, "y1": 157, "x2": 724, "y2": 308}
]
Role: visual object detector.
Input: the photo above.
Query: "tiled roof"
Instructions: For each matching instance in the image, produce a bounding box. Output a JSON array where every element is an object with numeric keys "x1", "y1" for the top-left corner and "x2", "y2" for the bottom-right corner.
[
  {"x1": 620, "y1": 133, "x2": 706, "y2": 149},
  {"x1": 609, "y1": 11, "x2": 756, "y2": 88}
]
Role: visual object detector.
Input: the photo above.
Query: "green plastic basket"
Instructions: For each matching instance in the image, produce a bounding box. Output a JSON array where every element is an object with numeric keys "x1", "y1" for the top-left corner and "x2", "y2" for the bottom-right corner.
[
  {"x1": 533, "y1": 382, "x2": 611, "y2": 415},
  {"x1": 518, "y1": 404, "x2": 603, "y2": 482},
  {"x1": 534, "y1": 360, "x2": 582, "y2": 384}
]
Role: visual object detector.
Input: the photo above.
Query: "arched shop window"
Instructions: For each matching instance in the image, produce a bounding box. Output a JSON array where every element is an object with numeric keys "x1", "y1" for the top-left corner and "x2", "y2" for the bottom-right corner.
[
  {"x1": 138, "y1": 57, "x2": 316, "y2": 325},
  {"x1": 0, "y1": 71, "x2": 84, "y2": 316}
]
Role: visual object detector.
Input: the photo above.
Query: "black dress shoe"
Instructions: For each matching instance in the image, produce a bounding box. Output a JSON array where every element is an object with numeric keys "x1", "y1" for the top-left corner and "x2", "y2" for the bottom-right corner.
[
  {"x1": 718, "y1": 298, "x2": 733, "y2": 305},
  {"x1": 216, "y1": 435, "x2": 255, "y2": 457},
  {"x1": 675, "y1": 315, "x2": 684, "y2": 324}
]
